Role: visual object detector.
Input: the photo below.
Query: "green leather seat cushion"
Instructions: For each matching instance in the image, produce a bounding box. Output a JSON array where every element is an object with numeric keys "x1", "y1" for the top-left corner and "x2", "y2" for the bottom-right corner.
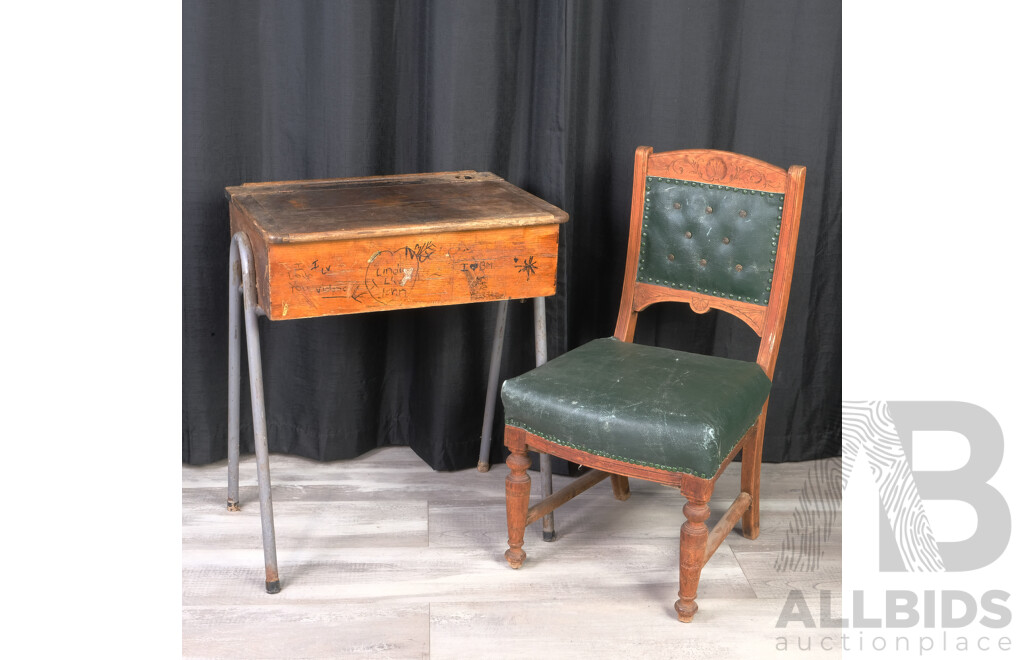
[{"x1": 502, "y1": 337, "x2": 771, "y2": 479}]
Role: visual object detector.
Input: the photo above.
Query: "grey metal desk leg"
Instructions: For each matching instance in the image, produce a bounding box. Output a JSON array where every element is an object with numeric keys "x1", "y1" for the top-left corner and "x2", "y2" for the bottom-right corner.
[
  {"x1": 227, "y1": 240, "x2": 241, "y2": 512},
  {"x1": 477, "y1": 299, "x2": 510, "y2": 472},
  {"x1": 231, "y1": 232, "x2": 281, "y2": 594},
  {"x1": 533, "y1": 297, "x2": 555, "y2": 542}
]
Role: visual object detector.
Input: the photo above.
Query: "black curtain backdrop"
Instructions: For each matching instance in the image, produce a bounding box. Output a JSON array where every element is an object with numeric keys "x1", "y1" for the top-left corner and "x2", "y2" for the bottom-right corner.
[{"x1": 183, "y1": 0, "x2": 841, "y2": 472}]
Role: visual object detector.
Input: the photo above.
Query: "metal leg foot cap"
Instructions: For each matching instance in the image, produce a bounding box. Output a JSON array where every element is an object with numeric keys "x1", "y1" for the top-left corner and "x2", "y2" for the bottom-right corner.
[
  {"x1": 477, "y1": 461, "x2": 490, "y2": 472},
  {"x1": 265, "y1": 580, "x2": 281, "y2": 594},
  {"x1": 542, "y1": 530, "x2": 555, "y2": 542},
  {"x1": 227, "y1": 500, "x2": 240, "y2": 512}
]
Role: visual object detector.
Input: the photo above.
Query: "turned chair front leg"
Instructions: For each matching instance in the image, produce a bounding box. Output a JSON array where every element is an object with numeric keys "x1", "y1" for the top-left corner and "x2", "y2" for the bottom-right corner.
[
  {"x1": 505, "y1": 447, "x2": 532, "y2": 568},
  {"x1": 675, "y1": 498, "x2": 710, "y2": 622}
]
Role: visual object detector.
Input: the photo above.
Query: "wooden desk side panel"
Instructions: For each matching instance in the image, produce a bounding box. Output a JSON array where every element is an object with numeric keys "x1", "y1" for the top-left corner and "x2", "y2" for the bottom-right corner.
[
  {"x1": 229, "y1": 202, "x2": 273, "y2": 312},
  {"x1": 265, "y1": 225, "x2": 560, "y2": 320}
]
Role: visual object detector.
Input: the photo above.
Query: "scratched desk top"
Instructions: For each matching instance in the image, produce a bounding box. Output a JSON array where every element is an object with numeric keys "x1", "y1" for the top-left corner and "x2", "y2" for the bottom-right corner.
[{"x1": 225, "y1": 171, "x2": 568, "y2": 244}]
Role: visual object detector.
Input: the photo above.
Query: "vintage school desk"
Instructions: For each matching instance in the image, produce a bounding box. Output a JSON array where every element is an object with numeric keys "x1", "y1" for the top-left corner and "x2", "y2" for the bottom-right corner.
[{"x1": 225, "y1": 171, "x2": 568, "y2": 592}]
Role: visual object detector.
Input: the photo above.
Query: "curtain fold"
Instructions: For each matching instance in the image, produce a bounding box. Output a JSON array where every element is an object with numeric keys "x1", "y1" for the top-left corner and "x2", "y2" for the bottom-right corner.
[{"x1": 183, "y1": 0, "x2": 840, "y2": 471}]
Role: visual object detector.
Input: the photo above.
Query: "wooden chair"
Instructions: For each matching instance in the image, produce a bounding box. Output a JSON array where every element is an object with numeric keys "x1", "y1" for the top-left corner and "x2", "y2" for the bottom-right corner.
[{"x1": 500, "y1": 147, "x2": 805, "y2": 621}]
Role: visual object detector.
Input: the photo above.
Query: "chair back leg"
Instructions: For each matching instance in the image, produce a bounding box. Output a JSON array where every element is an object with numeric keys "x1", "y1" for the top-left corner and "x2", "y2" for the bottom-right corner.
[
  {"x1": 740, "y1": 410, "x2": 768, "y2": 539},
  {"x1": 610, "y1": 475, "x2": 631, "y2": 501}
]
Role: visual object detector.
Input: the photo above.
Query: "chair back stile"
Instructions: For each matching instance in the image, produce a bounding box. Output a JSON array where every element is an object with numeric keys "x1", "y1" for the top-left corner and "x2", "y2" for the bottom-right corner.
[{"x1": 613, "y1": 147, "x2": 805, "y2": 380}]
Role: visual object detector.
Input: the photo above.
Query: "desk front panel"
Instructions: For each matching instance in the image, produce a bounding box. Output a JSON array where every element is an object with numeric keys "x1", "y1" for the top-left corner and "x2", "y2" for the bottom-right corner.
[{"x1": 261, "y1": 224, "x2": 559, "y2": 320}]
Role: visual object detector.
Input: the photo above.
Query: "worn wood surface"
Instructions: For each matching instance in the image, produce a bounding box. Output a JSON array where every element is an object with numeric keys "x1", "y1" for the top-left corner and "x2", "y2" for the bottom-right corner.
[
  {"x1": 741, "y1": 406, "x2": 769, "y2": 539},
  {"x1": 263, "y1": 224, "x2": 558, "y2": 319},
  {"x1": 503, "y1": 448, "x2": 531, "y2": 568},
  {"x1": 226, "y1": 171, "x2": 568, "y2": 321},
  {"x1": 645, "y1": 149, "x2": 789, "y2": 193},
  {"x1": 676, "y1": 498, "x2": 710, "y2": 622},
  {"x1": 705, "y1": 492, "x2": 752, "y2": 565},
  {"x1": 524, "y1": 467, "x2": 608, "y2": 526},
  {"x1": 610, "y1": 474, "x2": 631, "y2": 501},
  {"x1": 632, "y1": 282, "x2": 769, "y2": 334},
  {"x1": 755, "y1": 164, "x2": 805, "y2": 380},
  {"x1": 227, "y1": 172, "x2": 567, "y2": 243},
  {"x1": 612, "y1": 145, "x2": 653, "y2": 343},
  {"x1": 183, "y1": 448, "x2": 841, "y2": 658},
  {"x1": 507, "y1": 423, "x2": 751, "y2": 501}
]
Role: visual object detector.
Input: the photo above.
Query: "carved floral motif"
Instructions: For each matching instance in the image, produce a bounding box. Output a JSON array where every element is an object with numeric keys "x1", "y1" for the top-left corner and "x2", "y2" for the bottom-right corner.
[
  {"x1": 665, "y1": 151, "x2": 786, "y2": 190},
  {"x1": 704, "y1": 157, "x2": 727, "y2": 182}
]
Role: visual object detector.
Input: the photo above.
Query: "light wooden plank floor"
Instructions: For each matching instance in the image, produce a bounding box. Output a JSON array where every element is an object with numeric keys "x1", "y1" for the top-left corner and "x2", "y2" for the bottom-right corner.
[{"x1": 183, "y1": 447, "x2": 841, "y2": 659}]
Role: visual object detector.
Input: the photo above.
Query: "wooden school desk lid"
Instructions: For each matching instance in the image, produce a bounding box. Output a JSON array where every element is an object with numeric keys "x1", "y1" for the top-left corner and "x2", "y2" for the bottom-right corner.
[{"x1": 225, "y1": 171, "x2": 568, "y2": 244}]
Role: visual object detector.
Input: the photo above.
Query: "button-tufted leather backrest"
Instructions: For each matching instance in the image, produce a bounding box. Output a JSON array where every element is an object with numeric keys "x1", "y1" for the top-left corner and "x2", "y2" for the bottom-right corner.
[
  {"x1": 614, "y1": 148, "x2": 805, "y2": 380},
  {"x1": 637, "y1": 177, "x2": 783, "y2": 306}
]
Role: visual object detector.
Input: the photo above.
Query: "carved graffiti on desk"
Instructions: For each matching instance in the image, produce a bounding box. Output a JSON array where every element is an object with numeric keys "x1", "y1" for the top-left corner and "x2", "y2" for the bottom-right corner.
[
  {"x1": 270, "y1": 224, "x2": 557, "y2": 319},
  {"x1": 320, "y1": 283, "x2": 367, "y2": 303},
  {"x1": 365, "y1": 248, "x2": 420, "y2": 304},
  {"x1": 284, "y1": 262, "x2": 316, "y2": 307},
  {"x1": 516, "y1": 255, "x2": 538, "y2": 280},
  {"x1": 314, "y1": 283, "x2": 348, "y2": 295},
  {"x1": 460, "y1": 260, "x2": 495, "y2": 300},
  {"x1": 310, "y1": 258, "x2": 332, "y2": 275},
  {"x1": 283, "y1": 258, "x2": 346, "y2": 307},
  {"x1": 403, "y1": 241, "x2": 435, "y2": 263}
]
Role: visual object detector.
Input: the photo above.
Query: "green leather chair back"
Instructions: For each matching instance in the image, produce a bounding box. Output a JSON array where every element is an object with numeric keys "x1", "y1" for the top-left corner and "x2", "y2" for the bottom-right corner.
[{"x1": 636, "y1": 177, "x2": 783, "y2": 306}]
